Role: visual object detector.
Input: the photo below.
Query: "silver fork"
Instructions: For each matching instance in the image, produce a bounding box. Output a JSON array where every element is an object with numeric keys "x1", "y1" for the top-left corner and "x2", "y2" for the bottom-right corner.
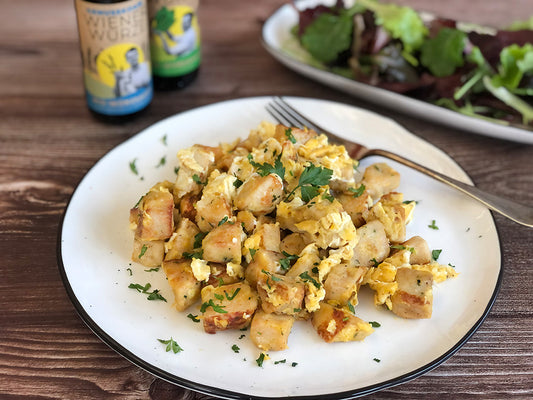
[{"x1": 266, "y1": 96, "x2": 533, "y2": 228}]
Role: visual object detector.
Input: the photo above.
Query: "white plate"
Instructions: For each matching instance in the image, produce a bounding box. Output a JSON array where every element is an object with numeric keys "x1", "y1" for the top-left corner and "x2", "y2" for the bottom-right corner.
[
  {"x1": 262, "y1": 1, "x2": 533, "y2": 144},
  {"x1": 58, "y1": 97, "x2": 502, "y2": 399}
]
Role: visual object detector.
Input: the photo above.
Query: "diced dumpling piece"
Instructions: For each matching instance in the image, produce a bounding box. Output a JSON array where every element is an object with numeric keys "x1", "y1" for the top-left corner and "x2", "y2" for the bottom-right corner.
[
  {"x1": 351, "y1": 220, "x2": 389, "y2": 267},
  {"x1": 280, "y1": 232, "x2": 309, "y2": 256},
  {"x1": 178, "y1": 193, "x2": 200, "y2": 221},
  {"x1": 205, "y1": 262, "x2": 242, "y2": 287},
  {"x1": 323, "y1": 264, "x2": 368, "y2": 307},
  {"x1": 245, "y1": 249, "x2": 283, "y2": 289},
  {"x1": 336, "y1": 187, "x2": 372, "y2": 227},
  {"x1": 201, "y1": 282, "x2": 258, "y2": 334},
  {"x1": 162, "y1": 259, "x2": 201, "y2": 311},
  {"x1": 132, "y1": 238, "x2": 164, "y2": 267},
  {"x1": 391, "y1": 267, "x2": 433, "y2": 319},
  {"x1": 361, "y1": 162, "x2": 400, "y2": 200},
  {"x1": 250, "y1": 310, "x2": 295, "y2": 351},
  {"x1": 400, "y1": 236, "x2": 431, "y2": 265},
  {"x1": 130, "y1": 186, "x2": 174, "y2": 241},
  {"x1": 257, "y1": 272, "x2": 305, "y2": 315},
  {"x1": 174, "y1": 145, "x2": 216, "y2": 199},
  {"x1": 312, "y1": 302, "x2": 374, "y2": 343},
  {"x1": 202, "y1": 223, "x2": 243, "y2": 263},
  {"x1": 164, "y1": 218, "x2": 200, "y2": 261},
  {"x1": 234, "y1": 174, "x2": 284, "y2": 215}
]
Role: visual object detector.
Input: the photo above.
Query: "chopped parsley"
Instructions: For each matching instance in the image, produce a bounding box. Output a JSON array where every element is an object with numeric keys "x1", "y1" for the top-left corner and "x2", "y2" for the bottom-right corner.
[
  {"x1": 225, "y1": 288, "x2": 241, "y2": 301},
  {"x1": 157, "y1": 337, "x2": 183, "y2": 354},
  {"x1": 238, "y1": 334, "x2": 246, "y2": 339},
  {"x1": 126, "y1": 268, "x2": 132, "y2": 276},
  {"x1": 370, "y1": 258, "x2": 379, "y2": 267},
  {"x1": 183, "y1": 249, "x2": 203, "y2": 259},
  {"x1": 200, "y1": 299, "x2": 227, "y2": 314},
  {"x1": 129, "y1": 158, "x2": 139, "y2": 175},
  {"x1": 233, "y1": 178, "x2": 243, "y2": 188},
  {"x1": 231, "y1": 344, "x2": 240, "y2": 353},
  {"x1": 285, "y1": 128, "x2": 297, "y2": 144},
  {"x1": 155, "y1": 156, "x2": 166, "y2": 168},
  {"x1": 448, "y1": 263, "x2": 456, "y2": 268},
  {"x1": 296, "y1": 163, "x2": 333, "y2": 202},
  {"x1": 138, "y1": 245, "x2": 148, "y2": 259},
  {"x1": 256, "y1": 353, "x2": 266, "y2": 367},
  {"x1": 128, "y1": 283, "x2": 167, "y2": 302},
  {"x1": 144, "y1": 267, "x2": 160, "y2": 272},
  {"x1": 279, "y1": 251, "x2": 299, "y2": 270},
  {"x1": 369, "y1": 321, "x2": 381, "y2": 328},
  {"x1": 274, "y1": 359, "x2": 287, "y2": 365},
  {"x1": 192, "y1": 174, "x2": 205, "y2": 185},
  {"x1": 373, "y1": 358, "x2": 381, "y2": 363},
  {"x1": 348, "y1": 184, "x2": 366, "y2": 198},
  {"x1": 291, "y1": 362, "x2": 298, "y2": 367},
  {"x1": 161, "y1": 134, "x2": 167, "y2": 146},
  {"x1": 193, "y1": 232, "x2": 207, "y2": 249},
  {"x1": 218, "y1": 216, "x2": 229, "y2": 226},
  {"x1": 247, "y1": 153, "x2": 285, "y2": 180},
  {"x1": 299, "y1": 271, "x2": 320, "y2": 289},
  {"x1": 321, "y1": 191, "x2": 335, "y2": 202},
  {"x1": 174, "y1": 166, "x2": 180, "y2": 175},
  {"x1": 390, "y1": 244, "x2": 414, "y2": 253},
  {"x1": 347, "y1": 302, "x2": 356, "y2": 314},
  {"x1": 249, "y1": 248, "x2": 257, "y2": 259},
  {"x1": 432, "y1": 249, "x2": 442, "y2": 261},
  {"x1": 187, "y1": 313, "x2": 200, "y2": 322},
  {"x1": 428, "y1": 219, "x2": 439, "y2": 230}
]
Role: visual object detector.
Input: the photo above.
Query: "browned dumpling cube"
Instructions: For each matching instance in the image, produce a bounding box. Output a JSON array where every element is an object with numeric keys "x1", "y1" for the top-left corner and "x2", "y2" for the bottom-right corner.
[
  {"x1": 164, "y1": 218, "x2": 200, "y2": 261},
  {"x1": 178, "y1": 192, "x2": 200, "y2": 221},
  {"x1": 361, "y1": 162, "x2": 400, "y2": 200},
  {"x1": 195, "y1": 195, "x2": 233, "y2": 232},
  {"x1": 279, "y1": 232, "x2": 309, "y2": 256},
  {"x1": 400, "y1": 236, "x2": 431, "y2": 265},
  {"x1": 351, "y1": 220, "x2": 389, "y2": 267},
  {"x1": 132, "y1": 238, "x2": 164, "y2": 267},
  {"x1": 274, "y1": 124, "x2": 317, "y2": 145},
  {"x1": 323, "y1": 264, "x2": 367, "y2": 306},
  {"x1": 201, "y1": 282, "x2": 258, "y2": 334},
  {"x1": 391, "y1": 268, "x2": 433, "y2": 319},
  {"x1": 257, "y1": 272, "x2": 305, "y2": 315},
  {"x1": 244, "y1": 249, "x2": 283, "y2": 289},
  {"x1": 205, "y1": 263, "x2": 241, "y2": 287},
  {"x1": 162, "y1": 259, "x2": 201, "y2": 311},
  {"x1": 250, "y1": 310, "x2": 295, "y2": 351},
  {"x1": 336, "y1": 188, "x2": 371, "y2": 227},
  {"x1": 131, "y1": 188, "x2": 174, "y2": 241},
  {"x1": 236, "y1": 210, "x2": 257, "y2": 234},
  {"x1": 202, "y1": 223, "x2": 243, "y2": 263},
  {"x1": 234, "y1": 174, "x2": 284, "y2": 215},
  {"x1": 312, "y1": 302, "x2": 374, "y2": 343}
]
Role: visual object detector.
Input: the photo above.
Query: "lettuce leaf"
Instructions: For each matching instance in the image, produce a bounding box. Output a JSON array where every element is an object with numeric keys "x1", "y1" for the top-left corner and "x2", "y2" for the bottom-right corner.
[
  {"x1": 420, "y1": 28, "x2": 466, "y2": 77},
  {"x1": 358, "y1": 0, "x2": 428, "y2": 53},
  {"x1": 491, "y1": 43, "x2": 533, "y2": 90}
]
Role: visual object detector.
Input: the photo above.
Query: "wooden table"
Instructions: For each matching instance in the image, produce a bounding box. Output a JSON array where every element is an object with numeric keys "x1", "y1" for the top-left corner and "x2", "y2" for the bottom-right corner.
[{"x1": 1, "y1": 0, "x2": 532, "y2": 398}]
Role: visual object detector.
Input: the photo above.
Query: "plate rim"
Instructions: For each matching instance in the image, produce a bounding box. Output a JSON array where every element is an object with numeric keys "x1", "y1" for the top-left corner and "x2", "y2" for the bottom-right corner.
[
  {"x1": 57, "y1": 96, "x2": 503, "y2": 399},
  {"x1": 261, "y1": 3, "x2": 533, "y2": 145}
]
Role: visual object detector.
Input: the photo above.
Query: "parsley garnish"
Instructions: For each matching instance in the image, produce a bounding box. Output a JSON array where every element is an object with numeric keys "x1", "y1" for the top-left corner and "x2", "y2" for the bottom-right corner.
[
  {"x1": 285, "y1": 128, "x2": 296, "y2": 144},
  {"x1": 161, "y1": 134, "x2": 167, "y2": 146},
  {"x1": 428, "y1": 219, "x2": 439, "y2": 230},
  {"x1": 247, "y1": 154, "x2": 285, "y2": 179},
  {"x1": 128, "y1": 283, "x2": 167, "y2": 302},
  {"x1": 370, "y1": 258, "x2": 379, "y2": 267},
  {"x1": 225, "y1": 288, "x2": 241, "y2": 301},
  {"x1": 218, "y1": 216, "x2": 229, "y2": 226},
  {"x1": 373, "y1": 358, "x2": 381, "y2": 363},
  {"x1": 193, "y1": 232, "x2": 207, "y2": 249},
  {"x1": 133, "y1": 195, "x2": 144, "y2": 208},
  {"x1": 249, "y1": 248, "x2": 257, "y2": 259},
  {"x1": 157, "y1": 337, "x2": 183, "y2": 354},
  {"x1": 232, "y1": 344, "x2": 240, "y2": 353},
  {"x1": 233, "y1": 178, "x2": 243, "y2": 188},
  {"x1": 174, "y1": 166, "x2": 180, "y2": 175},
  {"x1": 448, "y1": 263, "x2": 456, "y2": 268},
  {"x1": 129, "y1": 158, "x2": 139, "y2": 175},
  {"x1": 347, "y1": 302, "x2": 355, "y2": 314},
  {"x1": 390, "y1": 245, "x2": 414, "y2": 253},
  {"x1": 200, "y1": 299, "x2": 227, "y2": 314},
  {"x1": 285, "y1": 163, "x2": 333, "y2": 202},
  {"x1": 183, "y1": 249, "x2": 203, "y2": 259},
  {"x1": 348, "y1": 184, "x2": 366, "y2": 198},
  {"x1": 138, "y1": 245, "x2": 148, "y2": 258},
  {"x1": 279, "y1": 251, "x2": 299, "y2": 270},
  {"x1": 126, "y1": 268, "x2": 132, "y2": 276},
  {"x1": 274, "y1": 359, "x2": 287, "y2": 364},
  {"x1": 291, "y1": 362, "x2": 298, "y2": 367},
  {"x1": 144, "y1": 267, "x2": 160, "y2": 272},
  {"x1": 214, "y1": 293, "x2": 224, "y2": 301},
  {"x1": 369, "y1": 321, "x2": 381, "y2": 328},
  {"x1": 156, "y1": 156, "x2": 166, "y2": 168},
  {"x1": 403, "y1": 200, "x2": 418, "y2": 204},
  {"x1": 187, "y1": 313, "x2": 200, "y2": 322},
  {"x1": 192, "y1": 174, "x2": 205, "y2": 185},
  {"x1": 299, "y1": 271, "x2": 320, "y2": 289},
  {"x1": 432, "y1": 249, "x2": 442, "y2": 261},
  {"x1": 256, "y1": 353, "x2": 266, "y2": 367},
  {"x1": 321, "y1": 192, "x2": 335, "y2": 202}
]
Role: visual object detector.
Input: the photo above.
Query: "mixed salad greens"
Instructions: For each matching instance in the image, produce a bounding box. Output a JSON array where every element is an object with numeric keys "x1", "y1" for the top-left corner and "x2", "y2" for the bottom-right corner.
[{"x1": 288, "y1": 0, "x2": 533, "y2": 129}]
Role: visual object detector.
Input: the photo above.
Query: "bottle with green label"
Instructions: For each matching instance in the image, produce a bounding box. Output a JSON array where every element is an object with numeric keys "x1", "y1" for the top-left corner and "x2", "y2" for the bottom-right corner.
[
  {"x1": 148, "y1": 0, "x2": 201, "y2": 90},
  {"x1": 74, "y1": 0, "x2": 153, "y2": 121}
]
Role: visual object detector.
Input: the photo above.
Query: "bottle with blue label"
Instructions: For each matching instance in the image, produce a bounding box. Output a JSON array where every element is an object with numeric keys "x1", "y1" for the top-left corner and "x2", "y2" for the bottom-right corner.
[
  {"x1": 75, "y1": 0, "x2": 153, "y2": 121},
  {"x1": 149, "y1": 0, "x2": 201, "y2": 90}
]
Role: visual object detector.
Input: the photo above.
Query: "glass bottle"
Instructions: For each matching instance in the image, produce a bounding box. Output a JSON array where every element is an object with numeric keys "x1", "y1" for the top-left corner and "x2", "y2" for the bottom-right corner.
[
  {"x1": 74, "y1": 0, "x2": 153, "y2": 122},
  {"x1": 148, "y1": 0, "x2": 201, "y2": 90}
]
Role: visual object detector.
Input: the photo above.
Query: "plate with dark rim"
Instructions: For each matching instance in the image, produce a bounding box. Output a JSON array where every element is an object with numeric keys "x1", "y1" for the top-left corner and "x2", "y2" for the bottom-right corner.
[
  {"x1": 261, "y1": 0, "x2": 533, "y2": 144},
  {"x1": 58, "y1": 97, "x2": 501, "y2": 399}
]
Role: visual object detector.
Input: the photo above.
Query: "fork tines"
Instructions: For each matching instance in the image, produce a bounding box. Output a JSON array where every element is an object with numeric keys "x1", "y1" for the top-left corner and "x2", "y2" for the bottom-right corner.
[{"x1": 266, "y1": 96, "x2": 323, "y2": 133}]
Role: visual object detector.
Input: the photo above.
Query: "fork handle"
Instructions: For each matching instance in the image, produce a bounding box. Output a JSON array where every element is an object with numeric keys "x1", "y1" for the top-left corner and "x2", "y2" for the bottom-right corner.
[{"x1": 368, "y1": 149, "x2": 533, "y2": 228}]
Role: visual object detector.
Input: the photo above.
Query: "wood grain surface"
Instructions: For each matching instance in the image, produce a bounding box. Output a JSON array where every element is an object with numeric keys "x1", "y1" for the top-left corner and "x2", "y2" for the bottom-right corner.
[{"x1": 1, "y1": 0, "x2": 532, "y2": 399}]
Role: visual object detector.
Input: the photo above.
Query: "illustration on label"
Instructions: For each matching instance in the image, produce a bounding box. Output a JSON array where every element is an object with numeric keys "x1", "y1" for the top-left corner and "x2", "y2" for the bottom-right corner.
[{"x1": 150, "y1": 5, "x2": 201, "y2": 76}]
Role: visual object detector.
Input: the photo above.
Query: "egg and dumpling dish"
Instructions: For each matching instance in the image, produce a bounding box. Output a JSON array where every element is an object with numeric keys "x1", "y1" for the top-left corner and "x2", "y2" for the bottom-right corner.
[{"x1": 129, "y1": 122, "x2": 457, "y2": 351}]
